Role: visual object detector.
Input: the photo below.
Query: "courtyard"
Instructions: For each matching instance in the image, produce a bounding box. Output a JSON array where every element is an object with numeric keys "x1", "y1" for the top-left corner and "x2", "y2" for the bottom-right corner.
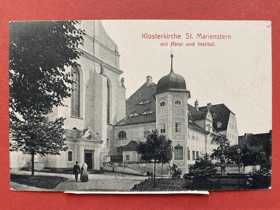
[{"x1": 10, "y1": 170, "x2": 147, "y2": 192}]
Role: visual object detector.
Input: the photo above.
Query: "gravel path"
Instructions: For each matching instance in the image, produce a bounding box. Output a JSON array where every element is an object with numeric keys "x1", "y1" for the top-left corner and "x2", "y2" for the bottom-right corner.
[{"x1": 10, "y1": 169, "x2": 147, "y2": 192}]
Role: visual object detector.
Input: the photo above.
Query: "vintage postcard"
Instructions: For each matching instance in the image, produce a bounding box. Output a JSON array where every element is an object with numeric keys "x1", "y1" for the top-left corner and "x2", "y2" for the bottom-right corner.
[{"x1": 9, "y1": 20, "x2": 271, "y2": 193}]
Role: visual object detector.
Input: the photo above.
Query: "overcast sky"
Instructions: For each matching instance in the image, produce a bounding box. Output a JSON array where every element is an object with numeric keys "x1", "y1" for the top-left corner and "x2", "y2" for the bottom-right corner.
[{"x1": 102, "y1": 20, "x2": 272, "y2": 136}]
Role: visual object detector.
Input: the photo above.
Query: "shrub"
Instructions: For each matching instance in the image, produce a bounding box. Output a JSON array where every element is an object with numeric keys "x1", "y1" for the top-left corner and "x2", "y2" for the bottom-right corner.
[
  {"x1": 168, "y1": 164, "x2": 182, "y2": 179},
  {"x1": 247, "y1": 168, "x2": 271, "y2": 189},
  {"x1": 189, "y1": 155, "x2": 217, "y2": 176}
]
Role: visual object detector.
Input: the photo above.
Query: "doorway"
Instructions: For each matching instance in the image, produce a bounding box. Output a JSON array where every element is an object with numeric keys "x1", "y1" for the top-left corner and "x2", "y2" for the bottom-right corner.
[{"x1": 84, "y1": 150, "x2": 94, "y2": 170}]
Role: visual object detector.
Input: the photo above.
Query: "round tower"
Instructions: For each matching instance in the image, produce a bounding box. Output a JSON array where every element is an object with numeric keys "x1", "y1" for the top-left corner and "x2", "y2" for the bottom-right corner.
[{"x1": 154, "y1": 54, "x2": 191, "y2": 173}]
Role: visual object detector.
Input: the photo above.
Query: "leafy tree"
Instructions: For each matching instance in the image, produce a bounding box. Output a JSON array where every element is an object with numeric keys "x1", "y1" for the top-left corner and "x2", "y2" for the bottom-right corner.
[
  {"x1": 210, "y1": 134, "x2": 232, "y2": 163},
  {"x1": 10, "y1": 116, "x2": 67, "y2": 176},
  {"x1": 9, "y1": 21, "x2": 84, "y2": 119},
  {"x1": 137, "y1": 130, "x2": 173, "y2": 188},
  {"x1": 241, "y1": 145, "x2": 268, "y2": 166},
  {"x1": 9, "y1": 21, "x2": 84, "y2": 176},
  {"x1": 211, "y1": 134, "x2": 269, "y2": 166}
]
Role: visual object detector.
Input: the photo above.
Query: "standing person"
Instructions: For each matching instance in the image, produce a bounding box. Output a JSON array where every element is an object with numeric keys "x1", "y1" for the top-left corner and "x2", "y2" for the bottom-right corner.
[
  {"x1": 73, "y1": 161, "x2": 80, "y2": 181},
  {"x1": 80, "y1": 162, "x2": 89, "y2": 182}
]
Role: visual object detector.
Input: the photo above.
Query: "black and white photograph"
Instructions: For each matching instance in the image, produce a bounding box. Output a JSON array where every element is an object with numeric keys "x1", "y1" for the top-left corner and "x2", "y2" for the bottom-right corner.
[{"x1": 9, "y1": 20, "x2": 272, "y2": 192}]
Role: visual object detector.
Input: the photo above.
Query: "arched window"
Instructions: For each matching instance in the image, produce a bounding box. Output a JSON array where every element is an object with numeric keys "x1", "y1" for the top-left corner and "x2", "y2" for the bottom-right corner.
[
  {"x1": 107, "y1": 80, "x2": 110, "y2": 124},
  {"x1": 118, "y1": 131, "x2": 127, "y2": 139},
  {"x1": 68, "y1": 151, "x2": 73, "y2": 161},
  {"x1": 71, "y1": 67, "x2": 80, "y2": 117}
]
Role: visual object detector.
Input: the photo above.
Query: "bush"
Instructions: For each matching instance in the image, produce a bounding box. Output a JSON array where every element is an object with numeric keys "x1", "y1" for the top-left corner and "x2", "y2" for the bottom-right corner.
[
  {"x1": 247, "y1": 169, "x2": 271, "y2": 189},
  {"x1": 189, "y1": 155, "x2": 217, "y2": 176},
  {"x1": 168, "y1": 164, "x2": 182, "y2": 179}
]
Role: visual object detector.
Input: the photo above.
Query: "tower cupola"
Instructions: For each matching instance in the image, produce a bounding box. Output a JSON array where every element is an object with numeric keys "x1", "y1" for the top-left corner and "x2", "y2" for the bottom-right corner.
[{"x1": 155, "y1": 54, "x2": 187, "y2": 95}]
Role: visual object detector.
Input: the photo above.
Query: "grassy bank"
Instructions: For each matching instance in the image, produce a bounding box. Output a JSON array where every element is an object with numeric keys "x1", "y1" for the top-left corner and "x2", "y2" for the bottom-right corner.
[{"x1": 11, "y1": 174, "x2": 68, "y2": 189}]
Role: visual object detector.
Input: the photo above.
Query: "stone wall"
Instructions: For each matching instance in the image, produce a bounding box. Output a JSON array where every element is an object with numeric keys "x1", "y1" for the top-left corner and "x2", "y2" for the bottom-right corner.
[{"x1": 103, "y1": 162, "x2": 170, "y2": 176}]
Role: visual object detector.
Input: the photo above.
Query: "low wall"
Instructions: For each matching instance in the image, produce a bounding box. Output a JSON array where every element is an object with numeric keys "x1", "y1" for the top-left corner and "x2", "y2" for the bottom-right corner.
[
  {"x1": 214, "y1": 164, "x2": 260, "y2": 174},
  {"x1": 102, "y1": 162, "x2": 169, "y2": 176}
]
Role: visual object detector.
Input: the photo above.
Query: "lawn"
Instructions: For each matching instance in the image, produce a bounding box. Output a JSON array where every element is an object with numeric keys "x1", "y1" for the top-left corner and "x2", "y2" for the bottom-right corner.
[
  {"x1": 131, "y1": 178, "x2": 186, "y2": 191},
  {"x1": 131, "y1": 177, "x2": 246, "y2": 191},
  {"x1": 10, "y1": 174, "x2": 68, "y2": 189}
]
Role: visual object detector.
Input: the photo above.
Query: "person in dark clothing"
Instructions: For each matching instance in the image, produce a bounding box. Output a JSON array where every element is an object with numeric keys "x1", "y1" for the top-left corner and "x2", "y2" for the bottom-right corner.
[{"x1": 73, "y1": 161, "x2": 80, "y2": 181}]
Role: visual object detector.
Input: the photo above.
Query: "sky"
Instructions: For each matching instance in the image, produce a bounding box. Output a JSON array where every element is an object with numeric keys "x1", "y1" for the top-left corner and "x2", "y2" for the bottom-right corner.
[{"x1": 102, "y1": 20, "x2": 272, "y2": 136}]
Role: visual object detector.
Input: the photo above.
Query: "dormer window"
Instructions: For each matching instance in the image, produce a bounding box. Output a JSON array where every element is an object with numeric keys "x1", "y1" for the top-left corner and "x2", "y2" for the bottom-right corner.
[
  {"x1": 142, "y1": 110, "x2": 153, "y2": 115},
  {"x1": 129, "y1": 113, "x2": 139, "y2": 117},
  {"x1": 174, "y1": 99, "x2": 182, "y2": 106},
  {"x1": 138, "y1": 100, "x2": 150, "y2": 105}
]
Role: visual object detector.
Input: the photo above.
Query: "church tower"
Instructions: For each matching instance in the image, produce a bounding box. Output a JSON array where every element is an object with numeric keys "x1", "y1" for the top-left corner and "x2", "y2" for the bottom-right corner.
[{"x1": 154, "y1": 54, "x2": 191, "y2": 173}]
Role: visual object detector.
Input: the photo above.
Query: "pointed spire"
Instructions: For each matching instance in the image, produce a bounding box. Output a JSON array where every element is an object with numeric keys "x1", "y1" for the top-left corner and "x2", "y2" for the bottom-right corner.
[{"x1": 170, "y1": 53, "x2": 174, "y2": 73}]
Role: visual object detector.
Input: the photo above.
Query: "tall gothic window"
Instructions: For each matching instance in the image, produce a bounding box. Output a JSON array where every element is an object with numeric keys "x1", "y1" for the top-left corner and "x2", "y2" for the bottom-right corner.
[
  {"x1": 107, "y1": 81, "x2": 110, "y2": 124},
  {"x1": 71, "y1": 67, "x2": 80, "y2": 117}
]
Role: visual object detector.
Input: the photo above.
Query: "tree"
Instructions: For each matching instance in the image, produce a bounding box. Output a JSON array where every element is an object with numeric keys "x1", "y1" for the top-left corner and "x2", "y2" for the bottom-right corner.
[
  {"x1": 9, "y1": 21, "x2": 84, "y2": 119},
  {"x1": 240, "y1": 145, "x2": 268, "y2": 166},
  {"x1": 9, "y1": 21, "x2": 84, "y2": 175},
  {"x1": 137, "y1": 130, "x2": 173, "y2": 188},
  {"x1": 10, "y1": 116, "x2": 68, "y2": 176},
  {"x1": 211, "y1": 135, "x2": 269, "y2": 166},
  {"x1": 210, "y1": 134, "x2": 231, "y2": 162}
]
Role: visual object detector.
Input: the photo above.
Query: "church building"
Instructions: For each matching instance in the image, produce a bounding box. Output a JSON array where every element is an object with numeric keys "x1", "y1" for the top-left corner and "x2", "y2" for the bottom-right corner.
[{"x1": 10, "y1": 20, "x2": 239, "y2": 174}]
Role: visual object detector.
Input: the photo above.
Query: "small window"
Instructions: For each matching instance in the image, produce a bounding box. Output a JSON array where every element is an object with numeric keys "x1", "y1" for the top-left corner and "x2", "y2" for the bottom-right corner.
[
  {"x1": 175, "y1": 146, "x2": 183, "y2": 160},
  {"x1": 118, "y1": 131, "x2": 127, "y2": 139},
  {"x1": 138, "y1": 100, "x2": 150, "y2": 105},
  {"x1": 126, "y1": 155, "x2": 129, "y2": 161},
  {"x1": 142, "y1": 110, "x2": 153, "y2": 115},
  {"x1": 129, "y1": 113, "x2": 139, "y2": 117},
  {"x1": 68, "y1": 151, "x2": 73, "y2": 162},
  {"x1": 196, "y1": 151, "x2": 199, "y2": 159},
  {"x1": 192, "y1": 151, "x2": 195, "y2": 160},
  {"x1": 159, "y1": 101, "x2": 165, "y2": 107},
  {"x1": 188, "y1": 150, "x2": 190, "y2": 160},
  {"x1": 175, "y1": 122, "x2": 182, "y2": 133},
  {"x1": 174, "y1": 99, "x2": 182, "y2": 106},
  {"x1": 160, "y1": 123, "x2": 166, "y2": 133}
]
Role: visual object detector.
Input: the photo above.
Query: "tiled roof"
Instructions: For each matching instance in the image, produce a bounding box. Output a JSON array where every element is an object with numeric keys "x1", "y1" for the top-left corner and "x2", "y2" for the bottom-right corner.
[
  {"x1": 123, "y1": 141, "x2": 138, "y2": 151},
  {"x1": 115, "y1": 82, "x2": 157, "y2": 126},
  {"x1": 188, "y1": 121, "x2": 209, "y2": 134},
  {"x1": 115, "y1": 81, "x2": 232, "y2": 133},
  {"x1": 199, "y1": 104, "x2": 232, "y2": 131},
  {"x1": 188, "y1": 104, "x2": 201, "y2": 115}
]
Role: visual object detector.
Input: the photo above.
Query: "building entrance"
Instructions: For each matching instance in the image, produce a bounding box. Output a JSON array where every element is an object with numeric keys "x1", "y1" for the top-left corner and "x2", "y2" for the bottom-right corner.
[{"x1": 84, "y1": 150, "x2": 94, "y2": 170}]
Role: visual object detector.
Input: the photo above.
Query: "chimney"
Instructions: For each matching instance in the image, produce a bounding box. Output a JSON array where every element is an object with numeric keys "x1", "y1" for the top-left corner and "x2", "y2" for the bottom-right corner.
[
  {"x1": 195, "y1": 100, "x2": 199, "y2": 111},
  {"x1": 207, "y1": 103, "x2": 212, "y2": 110},
  {"x1": 146, "y1": 76, "x2": 152, "y2": 86}
]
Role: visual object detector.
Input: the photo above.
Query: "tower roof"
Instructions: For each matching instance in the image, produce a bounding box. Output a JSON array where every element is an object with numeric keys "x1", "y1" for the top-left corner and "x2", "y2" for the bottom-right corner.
[{"x1": 155, "y1": 54, "x2": 187, "y2": 95}]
